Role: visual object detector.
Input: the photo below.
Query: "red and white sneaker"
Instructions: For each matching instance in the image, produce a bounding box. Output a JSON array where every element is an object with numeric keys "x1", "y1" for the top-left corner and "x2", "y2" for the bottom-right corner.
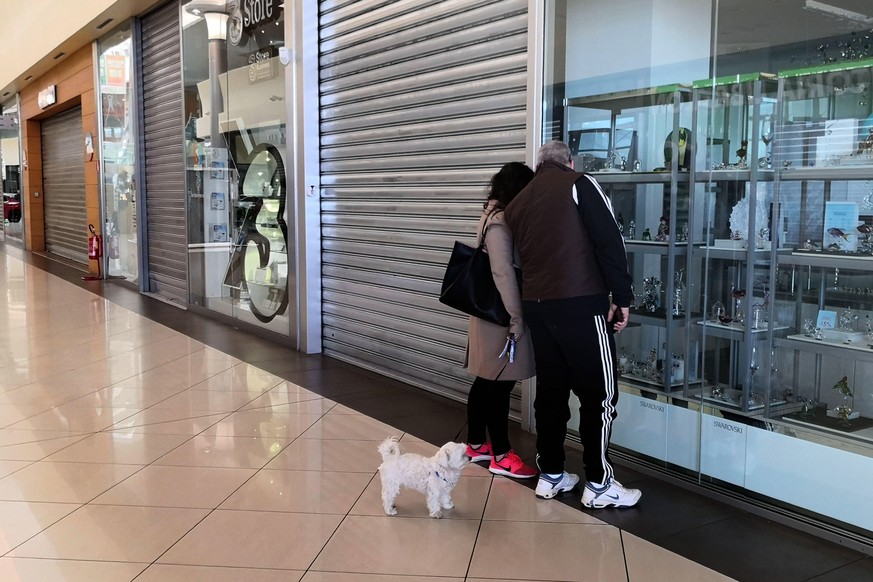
[
  {"x1": 489, "y1": 450, "x2": 538, "y2": 479},
  {"x1": 466, "y1": 442, "x2": 493, "y2": 462}
]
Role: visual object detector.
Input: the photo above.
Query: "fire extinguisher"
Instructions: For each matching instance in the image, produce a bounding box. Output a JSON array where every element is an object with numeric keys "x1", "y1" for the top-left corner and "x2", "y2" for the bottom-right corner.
[{"x1": 83, "y1": 224, "x2": 103, "y2": 281}]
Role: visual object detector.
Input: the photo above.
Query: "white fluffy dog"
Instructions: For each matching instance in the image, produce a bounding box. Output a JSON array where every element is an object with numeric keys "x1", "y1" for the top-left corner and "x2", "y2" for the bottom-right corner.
[{"x1": 377, "y1": 437, "x2": 469, "y2": 518}]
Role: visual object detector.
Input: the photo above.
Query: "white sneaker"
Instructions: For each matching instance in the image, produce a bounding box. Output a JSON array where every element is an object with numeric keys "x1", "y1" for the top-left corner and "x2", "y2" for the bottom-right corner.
[
  {"x1": 534, "y1": 471, "x2": 580, "y2": 499},
  {"x1": 581, "y1": 479, "x2": 641, "y2": 508}
]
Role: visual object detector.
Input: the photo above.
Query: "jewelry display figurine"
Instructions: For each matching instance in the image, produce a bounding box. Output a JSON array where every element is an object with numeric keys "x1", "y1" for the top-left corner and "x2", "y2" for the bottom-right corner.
[
  {"x1": 711, "y1": 300, "x2": 726, "y2": 323},
  {"x1": 641, "y1": 277, "x2": 662, "y2": 312},
  {"x1": 627, "y1": 219, "x2": 636, "y2": 240},
  {"x1": 735, "y1": 139, "x2": 749, "y2": 168},
  {"x1": 672, "y1": 269, "x2": 685, "y2": 316},
  {"x1": 655, "y1": 216, "x2": 669, "y2": 242},
  {"x1": 832, "y1": 376, "x2": 854, "y2": 427},
  {"x1": 731, "y1": 287, "x2": 746, "y2": 325},
  {"x1": 803, "y1": 318, "x2": 815, "y2": 336},
  {"x1": 759, "y1": 115, "x2": 774, "y2": 169},
  {"x1": 857, "y1": 223, "x2": 873, "y2": 253},
  {"x1": 866, "y1": 315, "x2": 873, "y2": 347}
]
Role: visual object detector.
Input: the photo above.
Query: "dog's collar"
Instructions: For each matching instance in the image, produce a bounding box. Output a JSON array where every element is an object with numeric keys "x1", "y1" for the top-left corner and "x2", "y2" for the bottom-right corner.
[{"x1": 434, "y1": 470, "x2": 453, "y2": 484}]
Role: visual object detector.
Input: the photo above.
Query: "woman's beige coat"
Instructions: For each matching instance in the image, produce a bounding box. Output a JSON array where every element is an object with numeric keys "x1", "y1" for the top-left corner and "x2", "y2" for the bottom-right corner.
[{"x1": 464, "y1": 204, "x2": 535, "y2": 381}]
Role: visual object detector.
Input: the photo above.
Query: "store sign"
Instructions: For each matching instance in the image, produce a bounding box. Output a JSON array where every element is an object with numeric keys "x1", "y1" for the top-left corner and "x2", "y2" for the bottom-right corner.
[
  {"x1": 228, "y1": 0, "x2": 280, "y2": 46},
  {"x1": 248, "y1": 47, "x2": 276, "y2": 83},
  {"x1": 104, "y1": 55, "x2": 126, "y2": 87},
  {"x1": 37, "y1": 85, "x2": 57, "y2": 109}
]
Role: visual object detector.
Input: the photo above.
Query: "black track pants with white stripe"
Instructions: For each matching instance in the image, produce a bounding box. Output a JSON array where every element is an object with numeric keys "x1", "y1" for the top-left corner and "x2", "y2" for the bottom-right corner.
[{"x1": 523, "y1": 296, "x2": 618, "y2": 484}]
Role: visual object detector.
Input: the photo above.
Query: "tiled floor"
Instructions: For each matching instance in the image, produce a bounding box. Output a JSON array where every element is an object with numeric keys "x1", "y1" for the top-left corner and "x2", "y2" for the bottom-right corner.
[{"x1": 0, "y1": 243, "x2": 872, "y2": 581}]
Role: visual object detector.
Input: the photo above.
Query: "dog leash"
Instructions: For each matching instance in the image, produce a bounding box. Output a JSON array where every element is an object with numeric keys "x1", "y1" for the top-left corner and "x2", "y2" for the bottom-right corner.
[{"x1": 434, "y1": 470, "x2": 457, "y2": 485}]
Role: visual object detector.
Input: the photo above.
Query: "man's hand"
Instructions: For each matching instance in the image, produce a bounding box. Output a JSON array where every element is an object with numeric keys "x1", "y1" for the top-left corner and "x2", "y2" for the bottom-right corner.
[{"x1": 608, "y1": 304, "x2": 629, "y2": 333}]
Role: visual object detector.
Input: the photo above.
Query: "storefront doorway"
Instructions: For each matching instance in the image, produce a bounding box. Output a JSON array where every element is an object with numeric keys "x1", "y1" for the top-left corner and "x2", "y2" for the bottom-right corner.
[
  {"x1": 41, "y1": 106, "x2": 87, "y2": 265},
  {"x1": 181, "y1": 0, "x2": 293, "y2": 335},
  {"x1": 1, "y1": 100, "x2": 22, "y2": 244}
]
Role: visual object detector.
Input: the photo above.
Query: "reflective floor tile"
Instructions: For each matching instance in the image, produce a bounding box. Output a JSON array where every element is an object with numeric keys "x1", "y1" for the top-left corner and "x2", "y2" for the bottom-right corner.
[
  {"x1": 203, "y1": 409, "x2": 323, "y2": 439},
  {"x1": 325, "y1": 403, "x2": 365, "y2": 415},
  {"x1": 108, "y1": 366, "x2": 207, "y2": 392},
  {"x1": 350, "y1": 473, "x2": 491, "y2": 520},
  {"x1": 0, "y1": 430, "x2": 90, "y2": 461},
  {"x1": 11, "y1": 504, "x2": 209, "y2": 562},
  {"x1": 63, "y1": 385, "x2": 185, "y2": 409},
  {"x1": 108, "y1": 409, "x2": 229, "y2": 434},
  {"x1": 243, "y1": 396, "x2": 337, "y2": 415},
  {"x1": 0, "y1": 460, "x2": 29, "y2": 478},
  {"x1": 264, "y1": 436, "x2": 383, "y2": 472},
  {"x1": 0, "y1": 558, "x2": 147, "y2": 582},
  {"x1": 241, "y1": 389, "x2": 326, "y2": 411},
  {"x1": 158, "y1": 510, "x2": 343, "y2": 569},
  {"x1": 300, "y1": 414, "x2": 400, "y2": 441},
  {"x1": 189, "y1": 365, "x2": 284, "y2": 393},
  {"x1": 622, "y1": 532, "x2": 737, "y2": 582},
  {"x1": 221, "y1": 469, "x2": 373, "y2": 514},
  {"x1": 0, "y1": 403, "x2": 49, "y2": 428},
  {"x1": 42, "y1": 431, "x2": 191, "y2": 464},
  {"x1": 92, "y1": 465, "x2": 256, "y2": 508},
  {"x1": 2, "y1": 382, "x2": 104, "y2": 407},
  {"x1": 0, "y1": 461, "x2": 142, "y2": 503},
  {"x1": 311, "y1": 515, "x2": 479, "y2": 578},
  {"x1": 148, "y1": 390, "x2": 261, "y2": 412},
  {"x1": 0, "y1": 500, "x2": 80, "y2": 554},
  {"x1": 468, "y1": 520, "x2": 626, "y2": 582},
  {"x1": 137, "y1": 564, "x2": 303, "y2": 582},
  {"x1": 484, "y1": 478, "x2": 606, "y2": 524},
  {"x1": 7, "y1": 404, "x2": 140, "y2": 432},
  {"x1": 302, "y1": 574, "x2": 461, "y2": 582},
  {"x1": 154, "y1": 435, "x2": 289, "y2": 468}
]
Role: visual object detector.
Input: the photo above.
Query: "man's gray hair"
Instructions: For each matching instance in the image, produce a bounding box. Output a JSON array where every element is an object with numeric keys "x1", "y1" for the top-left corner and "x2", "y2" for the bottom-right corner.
[{"x1": 536, "y1": 140, "x2": 572, "y2": 167}]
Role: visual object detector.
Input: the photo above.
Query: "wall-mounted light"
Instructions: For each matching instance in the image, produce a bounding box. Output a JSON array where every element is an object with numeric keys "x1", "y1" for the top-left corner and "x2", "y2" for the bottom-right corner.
[{"x1": 185, "y1": 0, "x2": 229, "y2": 40}]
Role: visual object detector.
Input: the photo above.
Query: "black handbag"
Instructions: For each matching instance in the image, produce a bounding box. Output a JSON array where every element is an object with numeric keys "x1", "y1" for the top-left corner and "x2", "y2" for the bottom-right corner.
[{"x1": 439, "y1": 226, "x2": 511, "y2": 327}]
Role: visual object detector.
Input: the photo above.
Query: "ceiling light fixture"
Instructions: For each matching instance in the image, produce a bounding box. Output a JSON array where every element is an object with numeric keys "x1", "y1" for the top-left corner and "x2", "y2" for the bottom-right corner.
[{"x1": 803, "y1": 0, "x2": 873, "y2": 25}]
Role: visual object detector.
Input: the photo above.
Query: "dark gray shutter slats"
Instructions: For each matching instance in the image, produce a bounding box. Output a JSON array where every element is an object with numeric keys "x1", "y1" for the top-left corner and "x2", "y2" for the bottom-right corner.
[
  {"x1": 319, "y1": 0, "x2": 528, "y2": 400},
  {"x1": 141, "y1": 1, "x2": 187, "y2": 302},
  {"x1": 42, "y1": 106, "x2": 88, "y2": 265}
]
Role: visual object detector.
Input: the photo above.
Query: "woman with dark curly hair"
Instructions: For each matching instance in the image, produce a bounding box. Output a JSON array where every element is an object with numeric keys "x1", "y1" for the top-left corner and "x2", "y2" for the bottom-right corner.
[{"x1": 464, "y1": 162, "x2": 537, "y2": 479}]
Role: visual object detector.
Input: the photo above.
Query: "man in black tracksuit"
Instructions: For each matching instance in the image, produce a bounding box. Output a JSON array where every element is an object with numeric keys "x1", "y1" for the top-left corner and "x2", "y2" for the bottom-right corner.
[{"x1": 504, "y1": 140, "x2": 641, "y2": 508}]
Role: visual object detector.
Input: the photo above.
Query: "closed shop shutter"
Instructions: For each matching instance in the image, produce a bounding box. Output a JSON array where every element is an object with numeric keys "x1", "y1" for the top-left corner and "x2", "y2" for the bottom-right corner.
[
  {"x1": 42, "y1": 106, "x2": 87, "y2": 265},
  {"x1": 318, "y1": 0, "x2": 529, "y2": 404},
  {"x1": 141, "y1": 1, "x2": 187, "y2": 303}
]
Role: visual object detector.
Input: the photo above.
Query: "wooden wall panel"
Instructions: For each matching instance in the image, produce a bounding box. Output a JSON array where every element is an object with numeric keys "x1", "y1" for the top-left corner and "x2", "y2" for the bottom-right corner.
[{"x1": 19, "y1": 44, "x2": 99, "y2": 271}]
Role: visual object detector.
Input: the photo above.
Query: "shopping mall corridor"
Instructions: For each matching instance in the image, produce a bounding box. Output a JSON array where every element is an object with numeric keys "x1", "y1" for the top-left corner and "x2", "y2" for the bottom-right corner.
[{"x1": 0, "y1": 245, "x2": 871, "y2": 582}]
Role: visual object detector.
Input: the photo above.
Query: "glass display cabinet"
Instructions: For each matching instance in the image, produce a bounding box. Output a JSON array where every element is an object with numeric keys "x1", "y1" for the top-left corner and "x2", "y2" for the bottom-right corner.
[
  {"x1": 565, "y1": 62, "x2": 873, "y2": 454},
  {"x1": 565, "y1": 85, "x2": 694, "y2": 394},
  {"x1": 690, "y1": 74, "x2": 788, "y2": 417},
  {"x1": 770, "y1": 59, "x2": 873, "y2": 444}
]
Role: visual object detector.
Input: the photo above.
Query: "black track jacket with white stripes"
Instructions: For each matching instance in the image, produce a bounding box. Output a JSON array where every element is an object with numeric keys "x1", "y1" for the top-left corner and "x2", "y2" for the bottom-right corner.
[{"x1": 504, "y1": 160, "x2": 634, "y2": 309}]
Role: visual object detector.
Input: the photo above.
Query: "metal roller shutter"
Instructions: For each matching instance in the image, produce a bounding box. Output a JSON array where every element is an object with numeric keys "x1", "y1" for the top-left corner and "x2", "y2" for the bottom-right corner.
[
  {"x1": 319, "y1": 0, "x2": 529, "y2": 403},
  {"x1": 42, "y1": 106, "x2": 87, "y2": 265},
  {"x1": 141, "y1": 1, "x2": 188, "y2": 303}
]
